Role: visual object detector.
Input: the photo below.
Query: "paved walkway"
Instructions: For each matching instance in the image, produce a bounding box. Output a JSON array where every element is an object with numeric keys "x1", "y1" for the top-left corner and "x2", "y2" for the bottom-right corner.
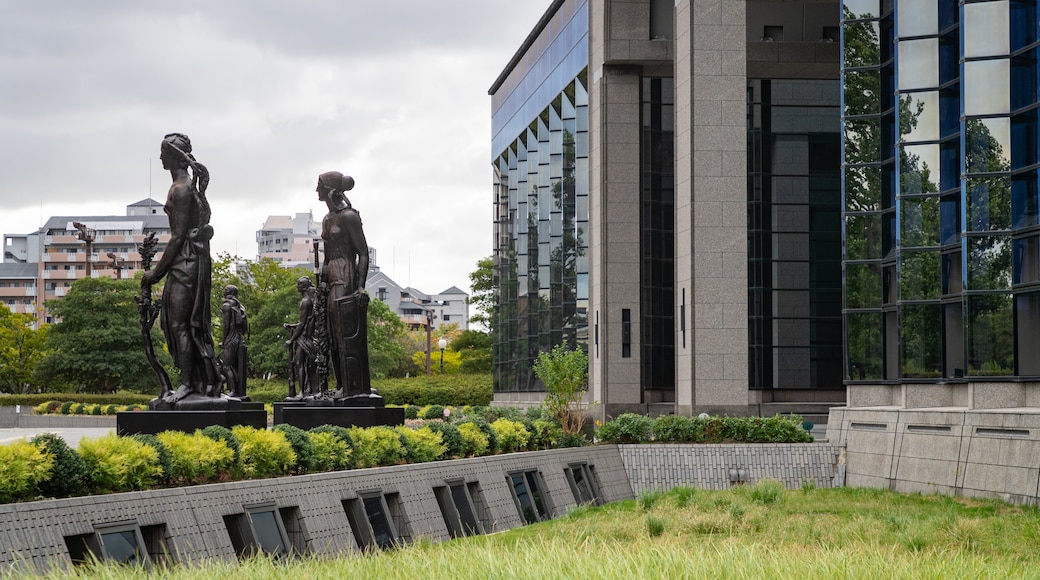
[{"x1": 0, "y1": 427, "x2": 115, "y2": 448}]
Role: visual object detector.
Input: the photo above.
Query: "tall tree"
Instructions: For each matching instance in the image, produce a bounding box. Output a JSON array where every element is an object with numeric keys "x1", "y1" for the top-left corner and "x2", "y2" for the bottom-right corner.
[
  {"x1": 0, "y1": 311, "x2": 49, "y2": 393},
  {"x1": 468, "y1": 256, "x2": 495, "y2": 332},
  {"x1": 34, "y1": 277, "x2": 170, "y2": 393}
]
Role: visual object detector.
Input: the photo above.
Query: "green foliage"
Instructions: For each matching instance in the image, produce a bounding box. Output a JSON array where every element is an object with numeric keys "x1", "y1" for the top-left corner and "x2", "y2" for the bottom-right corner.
[
  {"x1": 0, "y1": 392, "x2": 154, "y2": 408},
  {"x1": 704, "y1": 415, "x2": 813, "y2": 444},
  {"x1": 532, "y1": 345, "x2": 588, "y2": 436},
  {"x1": 652, "y1": 415, "x2": 704, "y2": 443},
  {"x1": 34, "y1": 277, "x2": 170, "y2": 393},
  {"x1": 0, "y1": 440, "x2": 54, "y2": 503},
  {"x1": 645, "y1": 515, "x2": 666, "y2": 537},
  {"x1": 557, "y1": 433, "x2": 587, "y2": 448},
  {"x1": 457, "y1": 422, "x2": 489, "y2": 457},
  {"x1": 0, "y1": 310, "x2": 48, "y2": 394},
  {"x1": 367, "y1": 298, "x2": 407, "y2": 380},
  {"x1": 422, "y1": 421, "x2": 463, "y2": 458},
  {"x1": 129, "y1": 434, "x2": 173, "y2": 486},
  {"x1": 30, "y1": 433, "x2": 88, "y2": 499},
  {"x1": 596, "y1": 413, "x2": 653, "y2": 444},
  {"x1": 456, "y1": 418, "x2": 498, "y2": 454},
  {"x1": 273, "y1": 424, "x2": 316, "y2": 474},
  {"x1": 638, "y1": 489, "x2": 664, "y2": 511},
  {"x1": 201, "y1": 425, "x2": 241, "y2": 465},
  {"x1": 451, "y1": 330, "x2": 492, "y2": 374},
  {"x1": 309, "y1": 424, "x2": 354, "y2": 448},
  {"x1": 78, "y1": 433, "x2": 162, "y2": 493},
  {"x1": 421, "y1": 405, "x2": 446, "y2": 420},
  {"x1": 490, "y1": 418, "x2": 530, "y2": 453},
  {"x1": 467, "y1": 256, "x2": 495, "y2": 330},
  {"x1": 156, "y1": 430, "x2": 235, "y2": 484},
  {"x1": 529, "y1": 419, "x2": 562, "y2": 450},
  {"x1": 747, "y1": 478, "x2": 786, "y2": 505},
  {"x1": 59, "y1": 401, "x2": 74, "y2": 415},
  {"x1": 396, "y1": 426, "x2": 446, "y2": 463},
  {"x1": 232, "y1": 426, "x2": 296, "y2": 479},
  {"x1": 308, "y1": 431, "x2": 352, "y2": 472},
  {"x1": 348, "y1": 426, "x2": 406, "y2": 468},
  {"x1": 404, "y1": 405, "x2": 421, "y2": 419},
  {"x1": 374, "y1": 374, "x2": 493, "y2": 406}
]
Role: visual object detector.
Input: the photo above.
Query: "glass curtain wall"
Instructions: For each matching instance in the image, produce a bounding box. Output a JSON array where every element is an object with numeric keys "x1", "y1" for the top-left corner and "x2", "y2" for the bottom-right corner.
[
  {"x1": 493, "y1": 70, "x2": 590, "y2": 392},
  {"x1": 842, "y1": 0, "x2": 1040, "y2": 381},
  {"x1": 749, "y1": 79, "x2": 844, "y2": 390}
]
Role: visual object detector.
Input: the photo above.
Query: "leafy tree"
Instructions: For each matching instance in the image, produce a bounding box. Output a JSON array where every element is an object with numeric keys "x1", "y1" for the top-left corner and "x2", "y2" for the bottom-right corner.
[
  {"x1": 468, "y1": 256, "x2": 495, "y2": 331},
  {"x1": 0, "y1": 311, "x2": 49, "y2": 393},
  {"x1": 532, "y1": 345, "x2": 588, "y2": 436},
  {"x1": 34, "y1": 277, "x2": 170, "y2": 393},
  {"x1": 451, "y1": 329, "x2": 492, "y2": 374},
  {"x1": 368, "y1": 298, "x2": 406, "y2": 379}
]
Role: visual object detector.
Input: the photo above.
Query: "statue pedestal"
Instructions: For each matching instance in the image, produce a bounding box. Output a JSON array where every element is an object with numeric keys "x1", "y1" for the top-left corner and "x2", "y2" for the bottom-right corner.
[
  {"x1": 116, "y1": 401, "x2": 267, "y2": 436},
  {"x1": 273, "y1": 397, "x2": 404, "y2": 430}
]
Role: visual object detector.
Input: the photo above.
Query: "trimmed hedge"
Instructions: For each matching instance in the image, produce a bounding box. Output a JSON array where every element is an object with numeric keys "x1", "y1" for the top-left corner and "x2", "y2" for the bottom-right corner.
[
  {"x1": 595, "y1": 413, "x2": 813, "y2": 444},
  {"x1": 0, "y1": 393, "x2": 153, "y2": 408},
  {"x1": 374, "y1": 374, "x2": 493, "y2": 406}
]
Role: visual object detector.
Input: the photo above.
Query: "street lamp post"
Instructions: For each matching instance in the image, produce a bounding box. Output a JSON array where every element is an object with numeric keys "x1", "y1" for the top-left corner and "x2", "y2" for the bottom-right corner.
[
  {"x1": 425, "y1": 310, "x2": 434, "y2": 376},
  {"x1": 438, "y1": 338, "x2": 447, "y2": 374}
]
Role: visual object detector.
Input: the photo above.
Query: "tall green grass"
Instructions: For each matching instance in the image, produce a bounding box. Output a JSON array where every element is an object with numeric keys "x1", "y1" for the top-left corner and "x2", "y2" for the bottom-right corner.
[{"x1": 20, "y1": 483, "x2": 1040, "y2": 579}]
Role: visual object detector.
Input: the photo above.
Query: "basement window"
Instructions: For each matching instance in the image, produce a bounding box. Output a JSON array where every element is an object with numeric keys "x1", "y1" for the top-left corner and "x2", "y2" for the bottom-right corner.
[
  {"x1": 223, "y1": 502, "x2": 291, "y2": 559},
  {"x1": 508, "y1": 469, "x2": 554, "y2": 524}
]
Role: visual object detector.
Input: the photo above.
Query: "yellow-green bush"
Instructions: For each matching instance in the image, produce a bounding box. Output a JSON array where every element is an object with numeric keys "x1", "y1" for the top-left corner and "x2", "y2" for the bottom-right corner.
[
  {"x1": 396, "y1": 426, "x2": 446, "y2": 463},
  {"x1": 349, "y1": 426, "x2": 405, "y2": 468},
  {"x1": 309, "y1": 431, "x2": 352, "y2": 472},
  {"x1": 156, "y1": 430, "x2": 236, "y2": 484},
  {"x1": 78, "y1": 434, "x2": 162, "y2": 493},
  {"x1": 491, "y1": 418, "x2": 530, "y2": 453},
  {"x1": 0, "y1": 441, "x2": 54, "y2": 503},
  {"x1": 231, "y1": 426, "x2": 296, "y2": 479},
  {"x1": 458, "y1": 422, "x2": 489, "y2": 457}
]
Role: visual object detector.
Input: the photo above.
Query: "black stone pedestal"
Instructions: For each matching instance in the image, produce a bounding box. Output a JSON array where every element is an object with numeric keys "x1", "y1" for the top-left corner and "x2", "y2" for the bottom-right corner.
[
  {"x1": 274, "y1": 402, "x2": 404, "y2": 430},
  {"x1": 116, "y1": 402, "x2": 267, "y2": 436}
]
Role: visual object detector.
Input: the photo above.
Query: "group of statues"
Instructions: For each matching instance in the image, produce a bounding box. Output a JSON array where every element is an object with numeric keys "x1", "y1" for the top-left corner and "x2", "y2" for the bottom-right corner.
[{"x1": 141, "y1": 133, "x2": 373, "y2": 408}]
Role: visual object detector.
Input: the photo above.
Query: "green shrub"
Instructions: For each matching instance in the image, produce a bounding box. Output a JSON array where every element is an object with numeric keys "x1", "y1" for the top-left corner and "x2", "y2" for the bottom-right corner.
[
  {"x1": 421, "y1": 405, "x2": 446, "y2": 420},
  {"x1": 89, "y1": 405, "x2": 102, "y2": 416},
  {"x1": 349, "y1": 426, "x2": 405, "y2": 468},
  {"x1": 423, "y1": 421, "x2": 463, "y2": 458},
  {"x1": 458, "y1": 418, "x2": 498, "y2": 454},
  {"x1": 31, "y1": 433, "x2": 88, "y2": 499},
  {"x1": 232, "y1": 426, "x2": 296, "y2": 479},
  {"x1": 78, "y1": 434, "x2": 162, "y2": 493},
  {"x1": 638, "y1": 489, "x2": 664, "y2": 511},
  {"x1": 525, "y1": 406, "x2": 547, "y2": 421},
  {"x1": 645, "y1": 515, "x2": 666, "y2": 537},
  {"x1": 557, "y1": 433, "x2": 587, "y2": 448},
  {"x1": 156, "y1": 430, "x2": 235, "y2": 484},
  {"x1": 396, "y1": 426, "x2": 446, "y2": 463},
  {"x1": 201, "y1": 425, "x2": 241, "y2": 465},
  {"x1": 60, "y1": 401, "x2": 74, "y2": 415},
  {"x1": 373, "y1": 374, "x2": 493, "y2": 406},
  {"x1": 490, "y1": 418, "x2": 530, "y2": 453},
  {"x1": 273, "y1": 424, "x2": 316, "y2": 474},
  {"x1": 45, "y1": 401, "x2": 61, "y2": 414},
  {"x1": 596, "y1": 413, "x2": 653, "y2": 444},
  {"x1": 404, "y1": 405, "x2": 421, "y2": 420},
  {"x1": 748, "y1": 478, "x2": 786, "y2": 504},
  {"x1": 458, "y1": 422, "x2": 489, "y2": 457},
  {"x1": 73, "y1": 403, "x2": 86, "y2": 415},
  {"x1": 129, "y1": 434, "x2": 173, "y2": 485},
  {"x1": 309, "y1": 424, "x2": 354, "y2": 448},
  {"x1": 308, "y1": 431, "x2": 352, "y2": 472},
  {"x1": 652, "y1": 415, "x2": 704, "y2": 442},
  {"x1": 0, "y1": 440, "x2": 54, "y2": 503},
  {"x1": 33, "y1": 402, "x2": 51, "y2": 415},
  {"x1": 529, "y1": 419, "x2": 562, "y2": 450}
]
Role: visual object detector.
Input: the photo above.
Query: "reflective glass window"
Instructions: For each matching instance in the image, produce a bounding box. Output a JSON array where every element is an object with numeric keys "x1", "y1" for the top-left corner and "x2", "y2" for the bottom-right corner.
[
  {"x1": 1011, "y1": 170, "x2": 1039, "y2": 229},
  {"x1": 963, "y1": 1, "x2": 1009, "y2": 58},
  {"x1": 846, "y1": 311, "x2": 883, "y2": 380},
  {"x1": 943, "y1": 300, "x2": 965, "y2": 376},
  {"x1": 844, "y1": 21, "x2": 881, "y2": 68},
  {"x1": 846, "y1": 214, "x2": 883, "y2": 260},
  {"x1": 897, "y1": 0, "x2": 937, "y2": 37},
  {"x1": 900, "y1": 303, "x2": 942, "y2": 377},
  {"x1": 1011, "y1": 109, "x2": 1039, "y2": 171},
  {"x1": 1016, "y1": 293, "x2": 1040, "y2": 375},
  {"x1": 1011, "y1": 49, "x2": 1038, "y2": 111},
  {"x1": 1010, "y1": 1, "x2": 1038, "y2": 51},
  {"x1": 942, "y1": 250, "x2": 963, "y2": 294},
  {"x1": 1014, "y1": 235, "x2": 1040, "y2": 285},
  {"x1": 898, "y1": 39, "x2": 939, "y2": 90},
  {"x1": 843, "y1": 0, "x2": 879, "y2": 19},
  {"x1": 939, "y1": 140, "x2": 959, "y2": 191},
  {"x1": 966, "y1": 235, "x2": 1013, "y2": 289},
  {"x1": 845, "y1": 118, "x2": 881, "y2": 163},
  {"x1": 900, "y1": 144, "x2": 940, "y2": 194},
  {"x1": 967, "y1": 294, "x2": 1014, "y2": 376},
  {"x1": 845, "y1": 71, "x2": 881, "y2": 116},
  {"x1": 967, "y1": 176, "x2": 1012, "y2": 231},
  {"x1": 900, "y1": 196, "x2": 940, "y2": 246},
  {"x1": 845, "y1": 166, "x2": 882, "y2": 211},
  {"x1": 964, "y1": 59, "x2": 1010, "y2": 115},
  {"x1": 846, "y1": 262, "x2": 883, "y2": 307},
  {"x1": 939, "y1": 194, "x2": 960, "y2": 245},
  {"x1": 966, "y1": 118, "x2": 1011, "y2": 173},
  {"x1": 899, "y1": 91, "x2": 938, "y2": 142},
  {"x1": 939, "y1": 33, "x2": 959, "y2": 85},
  {"x1": 900, "y1": 251, "x2": 941, "y2": 299}
]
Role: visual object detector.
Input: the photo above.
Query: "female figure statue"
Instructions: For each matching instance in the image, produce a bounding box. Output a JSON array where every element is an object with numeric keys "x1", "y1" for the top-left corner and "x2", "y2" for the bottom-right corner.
[
  {"x1": 285, "y1": 276, "x2": 320, "y2": 399},
  {"x1": 141, "y1": 133, "x2": 222, "y2": 403},
  {"x1": 220, "y1": 284, "x2": 248, "y2": 398},
  {"x1": 316, "y1": 171, "x2": 373, "y2": 398}
]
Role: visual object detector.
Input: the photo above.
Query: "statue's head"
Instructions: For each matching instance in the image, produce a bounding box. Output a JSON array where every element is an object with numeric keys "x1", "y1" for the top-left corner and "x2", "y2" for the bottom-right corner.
[
  {"x1": 316, "y1": 171, "x2": 354, "y2": 203},
  {"x1": 161, "y1": 133, "x2": 192, "y2": 169},
  {"x1": 223, "y1": 284, "x2": 238, "y2": 298},
  {"x1": 297, "y1": 276, "x2": 312, "y2": 292}
]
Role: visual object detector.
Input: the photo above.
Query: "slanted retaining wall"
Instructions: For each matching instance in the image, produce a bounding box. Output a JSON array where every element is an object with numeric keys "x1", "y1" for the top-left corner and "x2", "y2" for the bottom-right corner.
[{"x1": 0, "y1": 443, "x2": 841, "y2": 573}]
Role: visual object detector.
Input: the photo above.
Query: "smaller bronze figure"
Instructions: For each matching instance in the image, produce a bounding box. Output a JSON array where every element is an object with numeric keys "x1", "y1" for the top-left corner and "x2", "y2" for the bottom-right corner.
[
  {"x1": 285, "y1": 276, "x2": 321, "y2": 400},
  {"x1": 219, "y1": 285, "x2": 248, "y2": 398}
]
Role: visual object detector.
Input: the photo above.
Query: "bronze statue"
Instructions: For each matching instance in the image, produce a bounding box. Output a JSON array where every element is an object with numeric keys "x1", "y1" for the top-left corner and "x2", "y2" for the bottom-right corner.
[
  {"x1": 141, "y1": 133, "x2": 223, "y2": 404},
  {"x1": 285, "y1": 276, "x2": 321, "y2": 400},
  {"x1": 219, "y1": 284, "x2": 248, "y2": 398},
  {"x1": 316, "y1": 171, "x2": 374, "y2": 398}
]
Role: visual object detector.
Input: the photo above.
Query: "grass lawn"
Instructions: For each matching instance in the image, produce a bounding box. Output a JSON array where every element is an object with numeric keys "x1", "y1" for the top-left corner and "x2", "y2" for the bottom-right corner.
[{"x1": 24, "y1": 483, "x2": 1040, "y2": 579}]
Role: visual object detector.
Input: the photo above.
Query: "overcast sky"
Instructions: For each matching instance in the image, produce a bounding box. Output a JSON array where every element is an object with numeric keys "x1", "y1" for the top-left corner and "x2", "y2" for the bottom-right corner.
[{"x1": 0, "y1": 1, "x2": 548, "y2": 296}]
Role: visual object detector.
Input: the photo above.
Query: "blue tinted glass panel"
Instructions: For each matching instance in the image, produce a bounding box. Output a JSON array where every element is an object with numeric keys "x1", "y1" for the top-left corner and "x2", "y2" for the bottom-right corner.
[
  {"x1": 942, "y1": 250, "x2": 963, "y2": 294},
  {"x1": 845, "y1": 166, "x2": 882, "y2": 211},
  {"x1": 939, "y1": 194, "x2": 960, "y2": 245},
  {"x1": 1011, "y1": 170, "x2": 1039, "y2": 228},
  {"x1": 901, "y1": 303, "x2": 942, "y2": 377},
  {"x1": 897, "y1": 0, "x2": 937, "y2": 37},
  {"x1": 901, "y1": 144, "x2": 940, "y2": 194},
  {"x1": 1011, "y1": 49, "x2": 1038, "y2": 111},
  {"x1": 901, "y1": 196, "x2": 940, "y2": 246},
  {"x1": 964, "y1": 60, "x2": 1010, "y2": 115},
  {"x1": 963, "y1": 1, "x2": 1009, "y2": 58},
  {"x1": 1011, "y1": 1, "x2": 1038, "y2": 50},
  {"x1": 967, "y1": 176, "x2": 1012, "y2": 231},
  {"x1": 898, "y1": 39, "x2": 939, "y2": 90},
  {"x1": 846, "y1": 263, "x2": 883, "y2": 307},
  {"x1": 1016, "y1": 293, "x2": 1040, "y2": 375},
  {"x1": 846, "y1": 311, "x2": 883, "y2": 379},
  {"x1": 99, "y1": 531, "x2": 142, "y2": 565},
  {"x1": 900, "y1": 251, "x2": 941, "y2": 299},
  {"x1": 966, "y1": 118, "x2": 1011, "y2": 174},
  {"x1": 939, "y1": 140, "x2": 959, "y2": 191},
  {"x1": 846, "y1": 214, "x2": 883, "y2": 259},
  {"x1": 939, "y1": 33, "x2": 959, "y2": 85},
  {"x1": 1011, "y1": 109, "x2": 1039, "y2": 170},
  {"x1": 1014, "y1": 235, "x2": 1040, "y2": 285},
  {"x1": 249, "y1": 510, "x2": 286, "y2": 555},
  {"x1": 967, "y1": 235, "x2": 1013, "y2": 289},
  {"x1": 844, "y1": 21, "x2": 881, "y2": 67},
  {"x1": 967, "y1": 294, "x2": 1013, "y2": 376},
  {"x1": 899, "y1": 91, "x2": 938, "y2": 142}
]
